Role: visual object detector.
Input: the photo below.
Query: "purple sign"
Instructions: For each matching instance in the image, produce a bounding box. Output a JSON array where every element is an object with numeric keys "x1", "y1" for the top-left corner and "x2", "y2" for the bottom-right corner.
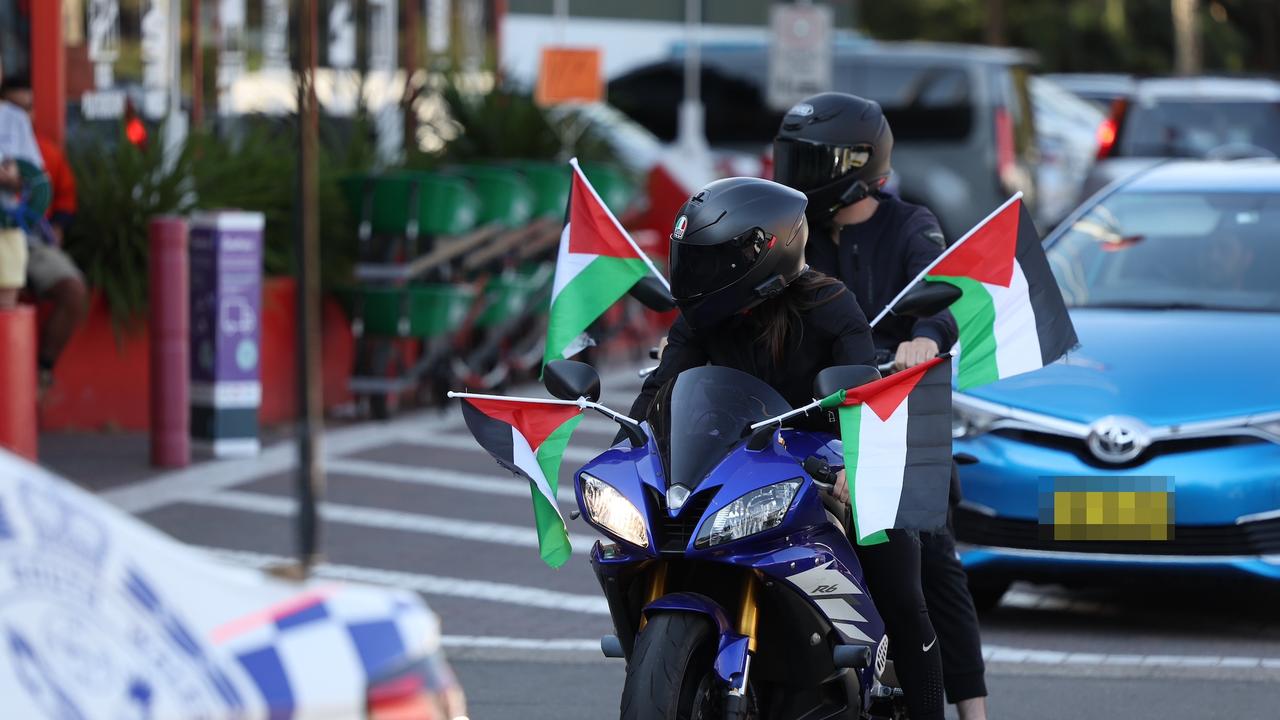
[{"x1": 189, "y1": 212, "x2": 263, "y2": 456}]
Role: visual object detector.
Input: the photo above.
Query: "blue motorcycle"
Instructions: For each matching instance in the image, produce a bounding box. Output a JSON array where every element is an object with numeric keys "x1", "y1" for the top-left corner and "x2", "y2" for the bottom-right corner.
[{"x1": 542, "y1": 359, "x2": 908, "y2": 720}]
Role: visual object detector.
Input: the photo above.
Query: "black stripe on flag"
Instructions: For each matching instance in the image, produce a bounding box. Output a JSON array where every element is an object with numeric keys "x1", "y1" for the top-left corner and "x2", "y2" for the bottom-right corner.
[
  {"x1": 460, "y1": 400, "x2": 520, "y2": 477},
  {"x1": 898, "y1": 358, "x2": 953, "y2": 533},
  {"x1": 1014, "y1": 202, "x2": 1080, "y2": 365}
]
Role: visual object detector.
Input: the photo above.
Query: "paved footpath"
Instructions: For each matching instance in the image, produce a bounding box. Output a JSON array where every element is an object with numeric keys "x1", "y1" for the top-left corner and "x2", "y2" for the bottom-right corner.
[{"x1": 49, "y1": 365, "x2": 1280, "y2": 719}]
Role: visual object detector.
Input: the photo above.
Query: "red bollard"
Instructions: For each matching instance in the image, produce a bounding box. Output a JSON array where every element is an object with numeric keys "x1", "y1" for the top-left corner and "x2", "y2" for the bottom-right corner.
[
  {"x1": 149, "y1": 217, "x2": 190, "y2": 468},
  {"x1": 0, "y1": 306, "x2": 38, "y2": 460}
]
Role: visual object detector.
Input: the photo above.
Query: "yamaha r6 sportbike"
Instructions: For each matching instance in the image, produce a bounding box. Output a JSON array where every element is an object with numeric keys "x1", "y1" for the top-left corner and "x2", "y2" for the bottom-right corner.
[{"x1": 544, "y1": 358, "x2": 914, "y2": 720}]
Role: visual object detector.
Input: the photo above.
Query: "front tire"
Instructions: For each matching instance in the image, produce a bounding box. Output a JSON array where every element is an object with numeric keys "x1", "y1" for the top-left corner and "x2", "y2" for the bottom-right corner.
[{"x1": 620, "y1": 613, "x2": 719, "y2": 720}]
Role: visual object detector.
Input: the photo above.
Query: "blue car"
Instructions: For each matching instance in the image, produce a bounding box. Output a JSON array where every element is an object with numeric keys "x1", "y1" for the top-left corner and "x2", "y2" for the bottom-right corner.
[{"x1": 953, "y1": 159, "x2": 1280, "y2": 607}]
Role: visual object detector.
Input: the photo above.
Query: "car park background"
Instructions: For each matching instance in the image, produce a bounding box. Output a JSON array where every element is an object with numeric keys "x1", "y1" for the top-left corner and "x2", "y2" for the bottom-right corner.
[{"x1": 5, "y1": 0, "x2": 1280, "y2": 717}]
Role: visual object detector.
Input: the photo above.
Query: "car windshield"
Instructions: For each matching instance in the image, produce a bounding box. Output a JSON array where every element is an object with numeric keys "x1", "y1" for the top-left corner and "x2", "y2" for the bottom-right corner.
[
  {"x1": 1048, "y1": 190, "x2": 1280, "y2": 312},
  {"x1": 647, "y1": 366, "x2": 793, "y2": 489},
  {"x1": 1120, "y1": 101, "x2": 1280, "y2": 158}
]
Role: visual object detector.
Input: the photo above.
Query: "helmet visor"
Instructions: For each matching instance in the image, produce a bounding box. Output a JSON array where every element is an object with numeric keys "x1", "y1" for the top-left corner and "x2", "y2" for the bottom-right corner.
[
  {"x1": 670, "y1": 227, "x2": 773, "y2": 301},
  {"x1": 773, "y1": 138, "x2": 875, "y2": 192}
]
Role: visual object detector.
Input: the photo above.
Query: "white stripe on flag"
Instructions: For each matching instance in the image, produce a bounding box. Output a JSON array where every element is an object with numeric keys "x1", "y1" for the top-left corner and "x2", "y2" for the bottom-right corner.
[
  {"x1": 988, "y1": 262, "x2": 1043, "y2": 379},
  {"x1": 510, "y1": 427, "x2": 565, "y2": 524},
  {"x1": 853, "y1": 401, "x2": 909, "y2": 541},
  {"x1": 550, "y1": 223, "x2": 596, "y2": 302}
]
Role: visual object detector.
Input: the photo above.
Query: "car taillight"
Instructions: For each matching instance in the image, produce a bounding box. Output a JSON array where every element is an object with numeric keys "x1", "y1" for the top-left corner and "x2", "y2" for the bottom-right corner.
[
  {"x1": 1096, "y1": 99, "x2": 1127, "y2": 159},
  {"x1": 367, "y1": 669, "x2": 442, "y2": 720},
  {"x1": 994, "y1": 107, "x2": 1020, "y2": 195},
  {"x1": 1095, "y1": 118, "x2": 1117, "y2": 158}
]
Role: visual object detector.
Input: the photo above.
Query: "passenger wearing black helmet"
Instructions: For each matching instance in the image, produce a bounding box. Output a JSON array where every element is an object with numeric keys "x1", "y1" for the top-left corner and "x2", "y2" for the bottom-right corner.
[
  {"x1": 775, "y1": 92, "x2": 988, "y2": 720},
  {"x1": 629, "y1": 177, "x2": 947, "y2": 720}
]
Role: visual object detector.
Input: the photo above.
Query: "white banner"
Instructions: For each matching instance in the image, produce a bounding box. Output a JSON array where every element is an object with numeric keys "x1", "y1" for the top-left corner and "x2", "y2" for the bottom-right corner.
[
  {"x1": 217, "y1": 0, "x2": 246, "y2": 114},
  {"x1": 83, "y1": 0, "x2": 122, "y2": 118},
  {"x1": 427, "y1": 0, "x2": 451, "y2": 55},
  {"x1": 140, "y1": 0, "x2": 168, "y2": 119},
  {"x1": 767, "y1": 3, "x2": 834, "y2": 111},
  {"x1": 328, "y1": 0, "x2": 356, "y2": 69},
  {"x1": 262, "y1": 0, "x2": 290, "y2": 72},
  {"x1": 460, "y1": 0, "x2": 485, "y2": 72}
]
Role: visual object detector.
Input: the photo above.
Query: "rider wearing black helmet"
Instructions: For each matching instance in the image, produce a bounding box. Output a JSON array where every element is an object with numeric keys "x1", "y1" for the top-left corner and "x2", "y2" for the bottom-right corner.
[
  {"x1": 630, "y1": 177, "x2": 947, "y2": 720},
  {"x1": 776, "y1": 92, "x2": 988, "y2": 720}
]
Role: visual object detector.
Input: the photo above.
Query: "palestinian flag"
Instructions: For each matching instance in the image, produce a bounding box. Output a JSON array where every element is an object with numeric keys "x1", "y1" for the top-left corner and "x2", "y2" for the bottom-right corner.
[
  {"x1": 819, "y1": 357, "x2": 953, "y2": 545},
  {"x1": 460, "y1": 397, "x2": 584, "y2": 568},
  {"x1": 544, "y1": 159, "x2": 652, "y2": 367},
  {"x1": 925, "y1": 196, "x2": 1078, "y2": 390}
]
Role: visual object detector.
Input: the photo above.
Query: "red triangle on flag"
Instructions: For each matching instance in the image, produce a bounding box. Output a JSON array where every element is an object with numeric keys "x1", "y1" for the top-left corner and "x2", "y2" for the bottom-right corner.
[
  {"x1": 465, "y1": 397, "x2": 581, "y2": 449},
  {"x1": 844, "y1": 356, "x2": 943, "y2": 422},
  {"x1": 929, "y1": 197, "x2": 1021, "y2": 288},
  {"x1": 567, "y1": 166, "x2": 643, "y2": 259}
]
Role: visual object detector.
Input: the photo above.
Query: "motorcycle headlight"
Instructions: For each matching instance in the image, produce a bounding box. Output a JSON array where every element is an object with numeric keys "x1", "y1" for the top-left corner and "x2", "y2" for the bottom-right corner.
[
  {"x1": 581, "y1": 474, "x2": 648, "y2": 548},
  {"x1": 952, "y1": 399, "x2": 1002, "y2": 439},
  {"x1": 695, "y1": 480, "x2": 801, "y2": 548}
]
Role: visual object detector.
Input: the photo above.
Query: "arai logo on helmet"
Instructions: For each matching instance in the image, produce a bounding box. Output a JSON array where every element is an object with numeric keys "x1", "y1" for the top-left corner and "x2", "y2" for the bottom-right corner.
[
  {"x1": 673, "y1": 215, "x2": 688, "y2": 239},
  {"x1": 787, "y1": 103, "x2": 815, "y2": 117}
]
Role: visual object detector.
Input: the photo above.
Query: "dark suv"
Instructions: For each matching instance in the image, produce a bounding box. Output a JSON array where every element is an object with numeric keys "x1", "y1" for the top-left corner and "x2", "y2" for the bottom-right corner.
[{"x1": 609, "y1": 40, "x2": 1040, "y2": 240}]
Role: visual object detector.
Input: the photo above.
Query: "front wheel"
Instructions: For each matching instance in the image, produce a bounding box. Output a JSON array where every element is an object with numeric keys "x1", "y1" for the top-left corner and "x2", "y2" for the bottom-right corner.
[{"x1": 621, "y1": 613, "x2": 724, "y2": 720}]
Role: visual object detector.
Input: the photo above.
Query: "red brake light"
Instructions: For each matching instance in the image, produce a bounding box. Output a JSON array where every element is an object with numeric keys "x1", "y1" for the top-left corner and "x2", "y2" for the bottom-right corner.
[
  {"x1": 994, "y1": 107, "x2": 1015, "y2": 177},
  {"x1": 1095, "y1": 118, "x2": 1118, "y2": 159},
  {"x1": 1096, "y1": 99, "x2": 1127, "y2": 159},
  {"x1": 367, "y1": 670, "x2": 441, "y2": 720},
  {"x1": 125, "y1": 116, "x2": 148, "y2": 148}
]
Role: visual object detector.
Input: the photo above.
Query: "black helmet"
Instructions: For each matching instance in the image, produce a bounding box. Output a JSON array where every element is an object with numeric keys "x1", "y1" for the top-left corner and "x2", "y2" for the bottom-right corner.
[
  {"x1": 668, "y1": 177, "x2": 809, "y2": 329},
  {"x1": 773, "y1": 92, "x2": 893, "y2": 221}
]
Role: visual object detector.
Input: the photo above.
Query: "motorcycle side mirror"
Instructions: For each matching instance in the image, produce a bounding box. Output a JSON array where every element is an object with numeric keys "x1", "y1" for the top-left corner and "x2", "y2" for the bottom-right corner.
[
  {"x1": 628, "y1": 276, "x2": 676, "y2": 312},
  {"x1": 890, "y1": 280, "x2": 961, "y2": 318},
  {"x1": 814, "y1": 365, "x2": 882, "y2": 400},
  {"x1": 543, "y1": 360, "x2": 601, "y2": 402}
]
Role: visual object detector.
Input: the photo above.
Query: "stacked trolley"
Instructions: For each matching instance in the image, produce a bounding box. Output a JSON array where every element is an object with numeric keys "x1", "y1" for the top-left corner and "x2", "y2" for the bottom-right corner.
[{"x1": 341, "y1": 162, "x2": 638, "y2": 418}]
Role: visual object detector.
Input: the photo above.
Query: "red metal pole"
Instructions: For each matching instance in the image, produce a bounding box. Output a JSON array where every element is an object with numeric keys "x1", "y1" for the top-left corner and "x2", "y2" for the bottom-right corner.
[
  {"x1": 30, "y1": 0, "x2": 66, "y2": 146},
  {"x1": 149, "y1": 217, "x2": 190, "y2": 468},
  {"x1": 0, "y1": 307, "x2": 38, "y2": 460}
]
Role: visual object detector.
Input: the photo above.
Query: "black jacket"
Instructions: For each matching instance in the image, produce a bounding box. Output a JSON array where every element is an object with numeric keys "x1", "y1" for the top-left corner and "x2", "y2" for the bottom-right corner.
[
  {"x1": 806, "y1": 193, "x2": 958, "y2": 353},
  {"x1": 629, "y1": 275, "x2": 876, "y2": 425}
]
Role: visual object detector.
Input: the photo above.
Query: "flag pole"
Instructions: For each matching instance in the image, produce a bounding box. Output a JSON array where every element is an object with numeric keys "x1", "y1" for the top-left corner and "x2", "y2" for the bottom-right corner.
[
  {"x1": 568, "y1": 157, "x2": 671, "y2": 291},
  {"x1": 868, "y1": 192, "x2": 1023, "y2": 328},
  {"x1": 447, "y1": 391, "x2": 641, "y2": 425},
  {"x1": 749, "y1": 399, "x2": 824, "y2": 431}
]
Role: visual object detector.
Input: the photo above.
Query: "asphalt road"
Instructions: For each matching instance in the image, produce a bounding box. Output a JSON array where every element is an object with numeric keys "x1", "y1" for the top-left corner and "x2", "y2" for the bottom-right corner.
[{"x1": 88, "y1": 365, "x2": 1280, "y2": 719}]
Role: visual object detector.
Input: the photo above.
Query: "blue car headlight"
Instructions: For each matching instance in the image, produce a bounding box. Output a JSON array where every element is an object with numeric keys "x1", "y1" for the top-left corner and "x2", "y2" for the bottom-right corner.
[
  {"x1": 695, "y1": 479, "x2": 801, "y2": 548},
  {"x1": 581, "y1": 474, "x2": 648, "y2": 548}
]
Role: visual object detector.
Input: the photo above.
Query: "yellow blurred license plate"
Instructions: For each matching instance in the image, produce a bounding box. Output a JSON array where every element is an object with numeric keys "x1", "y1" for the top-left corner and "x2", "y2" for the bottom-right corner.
[{"x1": 1043, "y1": 477, "x2": 1174, "y2": 541}]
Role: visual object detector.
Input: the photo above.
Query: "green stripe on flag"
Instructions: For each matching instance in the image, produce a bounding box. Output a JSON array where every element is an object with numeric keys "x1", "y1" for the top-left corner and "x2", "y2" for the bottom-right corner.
[
  {"x1": 819, "y1": 389, "x2": 846, "y2": 409},
  {"x1": 838, "y1": 405, "x2": 888, "y2": 546},
  {"x1": 928, "y1": 274, "x2": 999, "y2": 390},
  {"x1": 544, "y1": 256, "x2": 649, "y2": 367},
  {"x1": 531, "y1": 414, "x2": 583, "y2": 568}
]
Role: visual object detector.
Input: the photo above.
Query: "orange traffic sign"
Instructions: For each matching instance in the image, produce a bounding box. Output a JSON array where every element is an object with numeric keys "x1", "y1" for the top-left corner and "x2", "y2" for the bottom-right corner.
[{"x1": 535, "y1": 47, "x2": 603, "y2": 106}]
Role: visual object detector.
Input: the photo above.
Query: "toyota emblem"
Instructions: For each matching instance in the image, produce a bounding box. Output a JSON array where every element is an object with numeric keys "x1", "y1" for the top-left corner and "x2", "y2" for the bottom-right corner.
[{"x1": 1086, "y1": 416, "x2": 1150, "y2": 463}]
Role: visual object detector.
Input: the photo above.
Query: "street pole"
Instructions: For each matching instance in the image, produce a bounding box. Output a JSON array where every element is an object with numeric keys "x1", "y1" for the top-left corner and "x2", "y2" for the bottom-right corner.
[
  {"x1": 294, "y1": 0, "x2": 325, "y2": 572},
  {"x1": 1172, "y1": 0, "x2": 1202, "y2": 76},
  {"x1": 678, "y1": 0, "x2": 706, "y2": 153}
]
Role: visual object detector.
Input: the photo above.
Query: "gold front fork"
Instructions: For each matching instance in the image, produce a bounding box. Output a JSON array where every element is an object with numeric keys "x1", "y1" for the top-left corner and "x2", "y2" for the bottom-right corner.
[
  {"x1": 638, "y1": 561, "x2": 668, "y2": 631},
  {"x1": 738, "y1": 571, "x2": 761, "y2": 653}
]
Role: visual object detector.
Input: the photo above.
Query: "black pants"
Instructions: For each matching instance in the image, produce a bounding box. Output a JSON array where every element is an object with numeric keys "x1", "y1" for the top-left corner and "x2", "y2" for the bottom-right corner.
[
  {"x1": 856, "y1": 530, "x2": 945, "y2": 720},
  {"x1": 921, "y1": 522, "x2": 988, "y2": 703}
]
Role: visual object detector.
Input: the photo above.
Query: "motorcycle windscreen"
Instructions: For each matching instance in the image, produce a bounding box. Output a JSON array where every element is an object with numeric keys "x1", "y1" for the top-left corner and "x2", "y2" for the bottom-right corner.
[{"x1": 647, "y1": 366, "x2": 792, "y2": 489}]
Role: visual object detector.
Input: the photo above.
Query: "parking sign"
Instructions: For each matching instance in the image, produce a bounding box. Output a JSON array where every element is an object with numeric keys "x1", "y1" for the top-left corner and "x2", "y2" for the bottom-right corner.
[{"x1": 767, "y1": 3, "x2": 834, "y2": 111}]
